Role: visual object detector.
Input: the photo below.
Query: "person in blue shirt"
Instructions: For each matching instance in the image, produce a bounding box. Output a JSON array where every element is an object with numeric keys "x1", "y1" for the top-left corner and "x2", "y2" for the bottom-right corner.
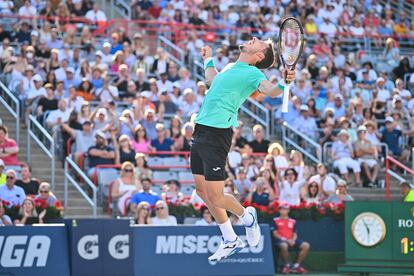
[
  {"x1": 151, "y1": 123, "x2": 174, "y2": 156},
  {"x1": 129, "y1": 178, "x2": 160, "y2": 212},
  {"x1": 110, "y1": 33, "x2": 123, "y2": 55},
  {"x1": 246, "y1": 177, "x2": 275, "y2": 206},
  {"x1": 380, "y1": 116, "x2": 410, "y2": 162}
]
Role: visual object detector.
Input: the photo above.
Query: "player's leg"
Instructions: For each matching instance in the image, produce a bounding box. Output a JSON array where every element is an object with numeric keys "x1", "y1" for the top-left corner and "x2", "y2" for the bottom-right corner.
[
  {"x1": 277, "y1": 242, "x2": 291, "y2": 274},
  {"x1": 292, "y1": 241, "x2": 310, "y2": 274}
]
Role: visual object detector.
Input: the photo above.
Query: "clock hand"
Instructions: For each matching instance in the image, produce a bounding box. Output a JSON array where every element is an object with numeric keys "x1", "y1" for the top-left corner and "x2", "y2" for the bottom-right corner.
[{"x1": 363, "y1": 219, "x2": 370, "y2": 236}]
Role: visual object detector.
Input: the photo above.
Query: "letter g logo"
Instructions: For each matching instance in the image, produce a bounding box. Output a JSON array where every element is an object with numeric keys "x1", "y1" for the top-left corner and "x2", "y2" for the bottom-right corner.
[{"x1": 78, "y1": 235, "x2": 99, "y2": 260}]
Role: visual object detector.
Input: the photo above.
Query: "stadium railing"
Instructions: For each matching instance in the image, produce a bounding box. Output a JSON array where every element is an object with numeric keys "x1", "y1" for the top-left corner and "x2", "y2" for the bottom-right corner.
[
  {"x1": 239, "y1": 98, "x2": 270, "y2": 138},
  {"x1": 112, "y1": 0, "x2": 132, "y2": 19},
  {"x1": 157, "y1": 35, "x2": 185, "y2": 67},
  {"x1": 64, "y1": 155, "x2": 97, "y2": 218},
  {"x1": 282, "y1": 122, "x2": 322, "y2": 165},
  {"x1": 27, "y1": 114, "x2": 55, "y2": 189},
  {"x1": 0, "y1": 80, "x2": 20, "y2": 143},
  {"x1": 385, "y1": 155, "x2": 414, "y2": 201}
]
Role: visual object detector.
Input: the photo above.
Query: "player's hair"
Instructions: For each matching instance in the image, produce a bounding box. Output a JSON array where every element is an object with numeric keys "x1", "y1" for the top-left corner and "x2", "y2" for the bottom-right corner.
[{"x1": 255, "y1": 39, "x2": 275, "y2": 69}]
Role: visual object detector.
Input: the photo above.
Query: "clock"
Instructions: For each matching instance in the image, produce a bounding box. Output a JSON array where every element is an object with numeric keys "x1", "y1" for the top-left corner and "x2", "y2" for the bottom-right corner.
[{"x1": 351, "y1": 212, "x2": 386, "y2": 247}]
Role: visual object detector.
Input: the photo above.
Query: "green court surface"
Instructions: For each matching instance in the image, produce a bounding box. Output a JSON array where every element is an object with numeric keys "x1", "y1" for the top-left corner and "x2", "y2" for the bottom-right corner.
[{"x1": 281, "y1": 274, "x2": 413, "y2": 276}]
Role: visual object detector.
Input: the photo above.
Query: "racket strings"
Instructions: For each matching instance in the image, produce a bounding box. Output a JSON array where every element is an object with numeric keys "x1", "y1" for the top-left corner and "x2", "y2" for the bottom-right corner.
[{"x1": 280, "y1": 19, "x2": 302, "y2": 66}]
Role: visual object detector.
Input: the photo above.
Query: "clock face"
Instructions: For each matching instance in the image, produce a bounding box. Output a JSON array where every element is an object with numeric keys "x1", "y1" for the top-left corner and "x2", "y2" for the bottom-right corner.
[{"x1": 351, "y1": 212, "x2": 386, "y2": 247}]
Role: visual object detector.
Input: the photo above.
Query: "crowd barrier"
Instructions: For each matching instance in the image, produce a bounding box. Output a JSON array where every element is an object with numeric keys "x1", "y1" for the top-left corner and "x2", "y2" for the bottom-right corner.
[{"x1": 0, "y1": 221, "x2": 275, "y2": 276}]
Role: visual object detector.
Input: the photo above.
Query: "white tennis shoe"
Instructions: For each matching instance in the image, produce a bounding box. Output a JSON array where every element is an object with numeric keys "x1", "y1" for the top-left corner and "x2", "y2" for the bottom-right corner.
[
  {"x1": 208, "y1": 237, "x2": 246, "y2": 262},
  {"x1": 244, "y1": 206, "x2": 261, "y2": 247}
]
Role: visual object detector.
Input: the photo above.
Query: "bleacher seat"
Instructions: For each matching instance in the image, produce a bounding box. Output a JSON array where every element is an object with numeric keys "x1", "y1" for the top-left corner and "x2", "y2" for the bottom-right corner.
[
  {"x1": 153, "y1": 171, "x2": 178, "y2": 182},
  {"x1": 4, "y1": 165, "x2": 22, "y2": 179},
  {"x1": 181, "y1": 185, "x2": 195, "y2": 196},
  {"x1": 163, "y1": 157, "x2": 188, "y2": 171},
  {"x1": 152, "y1": 184, "x2": 162, "y2": 195},
  {"x1": 178, "y1": 171, "x2": 194, "y2": 181},
  {"x1": 97, "y1": 168, "x2": 120, "y2": 203},
  {"x1": 147, "y1": 156, "x2": 164, "y2": 167},
  {"x1": 183, "y1": 217, "x2": 198, "y2": 225}
]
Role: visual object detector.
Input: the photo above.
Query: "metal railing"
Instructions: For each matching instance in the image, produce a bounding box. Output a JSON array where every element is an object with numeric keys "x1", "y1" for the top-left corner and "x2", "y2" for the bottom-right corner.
[
  {"x1": 64, "y1": 156, "x2": 97, "y2": 218},
  {"x1": 157, "y1": 35, "x2": 185, "y2": 68},
  {"x1": 27, "y1": 115, "x2": 55, "y2": 189},
  {"x1": 111, "y1": 0, "x2": 131, "y2": 19},
  {"x1": 282, "y1": 122, "x2": 322, "y2": 164},
  {"x1": 192, "y1": 59, "x2": 204, "y2": 82},
  {"x1": 239, "y1": 98, "x2": 270, "y2": 138},
  {"x1": 385, "y1": 155, "x2": 414, "y2": 201},
  {"x1": 0, "y1": 81, "x2": 20, "y2": 143}
]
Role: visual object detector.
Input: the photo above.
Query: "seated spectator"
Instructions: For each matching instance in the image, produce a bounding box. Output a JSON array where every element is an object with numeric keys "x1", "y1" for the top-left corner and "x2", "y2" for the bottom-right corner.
[
  {"x1": 260, "y1": 164, "x2": 278, "y2": 195},
  {"x1": 95, "y1": 74, "x2": 119, "y2": 102},
  {"x1": 14, "y1": 164, "x2": 40, "y2": 196},
  {"x1": 400, "y1": 181, "x2": 414, "y2": 202},
  {"x1": 338, "y1": 117, "x2": 357, "y2": 142},
  {"x1": 234, "y1": 167, "x2": 253, "y2": 201},
  {"x1": 64, "y1": 86, "x2": 84, "y2": 113},
  {"x1": 246, "y1": 177, "x2": 275, "y2": 206},
  {"x1": 0, "y1": 125, "x2": 19, "y2": 165},
  {"x1": 179, "y1": 88, "x2": 199, "y2": 117},
  {"x1": 272, "y1": 203, "x2": 310, "y2": 274},
  {"x1": 113, "y1": 64, "x2": 130, "y2": 95},
  {"x1": 46, "y1": 99, "x2": 72, "y2": 129},
  {"x1": 0, "y1": 201, "x2": 12, "y2": 226},
  {"x1": 233, "y1": 121, "x2": 250, "y2": 152},
  {"x1": 134, "y1": 153, "x2": 153, "y2": 180},
  {"x1": 248, "y1": 124, "x2": 270, "y2": 153},
  {"x1": 302, "y1": 181, "x2": 322, "y2": 205},
  {"x1": 239, "y1": 154, "x2": 259, "y2": 180},
  {"x1": 380, "y1": 116, "x2": 410, "y2": 162},
  {"x1": 114, "y1": 135, "x2": 136, "y2": 165},
  {"x1": 35, "y1": 182, "x2": 57, "y2": 206},
  {"x1": 354, "y1": 126, "x2": 380, "y2": 187},
  {"x1": 154, "y1": 91, "x2": 178, "y2": 118},
  {"x1": 151, "y1": 123, "x2": 174, "y2": 153},
  {"x1": 289, "y1": 150, "x2": 306, "y2": 181},
  {"x1": 140, "y1": 109, "x2": 157, "y2": 140},
  {"x1": 268, "y1": 143, "x2": 289, "y2": 171},
  {"x1": 36, "y1": 83, "x2": 58, "y2": 121},
  {"x1": 223, "y1": 178, "x2": 240, "y2": 201},
  {"x1": 195, "y1": 206, "x2": 216, "y2": 226},
  {"x1": 134, "y1": 201, "x2": 152, "y2": 224},
  {"x1": 112, "y1": 161, "x2": 141, "y2": 215},
  {"x1": 293, "y1": 105, "x2": 318, "y2": 140},
  {"x1": 0, "y1": 159, "x2": 5, "y2": 186},
  {"x1": 131, "y1": 124, "x2": 151, "y2": 154},
  {"x1": 14, "y1": 198, "x2": 46, "y2": 225},
  {"x1": 61, "y1": 120, "x2": 95, "y2": 163},
  {"x1": 152, "y1": 200, "x2": 177, "y2": 226},
  {"x1": 78, "y1": 78, "x2": 95, "y2": 101},
  {"x1": 161, "y1": 180, "x2": 184, "y2": 204},
  {"x1": 87, "y1": 131, "x2": 116, "y2": 176},
  {"x1": 331, "y1": 130, "x2": 361, "y2": 186},
  {"x1": 0, "y1": 170, "x2": 25, "y2": 207},
  {"x1": 309, "y1": 164, "x2": 336, "y2": 198},
  {"x1": 130, "y1": 177, "x2": 160, "y2": 211},
  {"x1": 325, "y1": 179, "x2": 354, "y2": 203},
  {"x1": 279, "y1": 168, "x2": 305, "y2": 206},
  {"x1": 85, "y1": 3, "x2": 107, "y2": 24},
  {"x1": 174, "y1": 122, "x2": 193, "y2": 151}
]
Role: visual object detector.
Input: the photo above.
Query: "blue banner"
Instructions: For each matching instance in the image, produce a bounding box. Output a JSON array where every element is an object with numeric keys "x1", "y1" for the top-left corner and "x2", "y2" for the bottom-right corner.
[
  {"x1": 0, "y1": 226, "x2": 70, "y2": 276},
  {"x1": 133, "y1": 225, "x2": 274, "y2": 276},
  {"x1": 70, "y1": 219, "x2": 133, "y2": 276}
]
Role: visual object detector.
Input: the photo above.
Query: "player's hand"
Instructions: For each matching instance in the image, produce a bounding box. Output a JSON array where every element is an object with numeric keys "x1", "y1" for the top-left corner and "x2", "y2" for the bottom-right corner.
[
  {"x1": 201, "y1": 46, "x2": 213, "y2": 60},
  {"x1": 285, "y1": 69, "x2": 296, "y2": 83}
]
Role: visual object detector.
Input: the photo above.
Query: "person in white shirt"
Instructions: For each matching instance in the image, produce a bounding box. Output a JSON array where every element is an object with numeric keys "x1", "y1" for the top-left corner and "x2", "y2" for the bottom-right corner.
[
  {"x1": 318, "y1": 17, "x2": 337, "y2": 37},
  {"x1": 0, "y1": 0, "x2": 14, "y2": 14},
  {"x1": 85, "y1": 3, "x2": 107, "y2": 23},
  {"x1": 156, "y1": 72, "x2": 173, "y2": 93},
  {"x1": 26, "y1": 74, "x2": 46, "y2": 105},
  {"x1": 375, "y1": 77, "x2": 390, "y2": 103},
  {"x1": 279, "y1": 168, "x2": 305, "y2": 206},
  {"x1": 0, "y1": 170, "x2": 25, "y2": 207},
  {"x1": 349, "y1": 18, "x2": 365, "y2": 36},
  {"x1": 151, "y1": 200, "x2": 177, "y2": 226},
  {"x1": 330, "y1": 68, "x2": 353, "y2": 96},
  {"x1": 179, "y1": 88, "x2": 199, "y2": 117},
  {"x1": 177, "y1": 67, "x2": 196, "y2": 92},
  {"x1": 308, "y1": 163, "x2": 336, "y2": 198},
  {"x1": 195, "y1": 206, "x2": 216, "y2": 226},
  {"x1": 213, "y1": 48, "x2": 229, "y2": 72},
  {"x1": 293, "y1": 105, "x2": 318, "y2": 140},
  {"x1": 46, "y1": 99, "x2": 72, "y2": 129},
  {"x1": 64, "y1": 86, "x2": 84, "y2": 113},
  {"x1": 101, "y1": 42, "x2": 113, "y2": 65},
  {"x1": 18, "y1": 0, "x2": 37, "y2": 17},
  {"x1": 95, "y1": 74, "x2": 119, "y2": 102}
]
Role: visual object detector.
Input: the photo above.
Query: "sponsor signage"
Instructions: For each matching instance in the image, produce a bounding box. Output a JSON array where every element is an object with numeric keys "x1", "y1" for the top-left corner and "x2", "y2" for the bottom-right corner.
[
  {"x1": 133, "y1": 225, "x2": 274, "y2": 276},
  {"x1": 0, "y1": 226, "x2": 70, "y2": 276}
]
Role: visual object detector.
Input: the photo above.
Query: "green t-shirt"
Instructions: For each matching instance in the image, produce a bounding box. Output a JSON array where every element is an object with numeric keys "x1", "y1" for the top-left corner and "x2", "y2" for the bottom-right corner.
[
  {"x1": 0, "y1": 174, "x2": 5, "y2": 186},
  {"x1": 195, "y1": 61, "x2": 267, "y2": 128},
  {"x1": 404, "y1": 189, "x2": 414, "y2": 202}
]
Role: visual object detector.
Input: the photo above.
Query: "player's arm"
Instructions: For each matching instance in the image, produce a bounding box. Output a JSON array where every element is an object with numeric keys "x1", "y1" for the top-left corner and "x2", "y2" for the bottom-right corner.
[
  {"x1": 258, "y1": 69, "x2": 296, "y2": 98},
  {"x1": 201, "y1": 46, "x2": 218, "y2": 86}
]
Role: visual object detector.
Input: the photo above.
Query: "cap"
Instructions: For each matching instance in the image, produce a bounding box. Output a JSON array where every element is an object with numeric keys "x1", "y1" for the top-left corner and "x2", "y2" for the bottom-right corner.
[
  {"x1": 400, "y1": 181, "x2": 412, "y2": 188},
  {"x1": 357, "y1": 125, "x2": 367, "y2": 133},
  {"x1": 141, "y1": 91, "x2": 152, "y2": 98},
  {"x1": 95, "y1": 50, "x2": 103, "y2": 57},
  {"x1": 25, "y1": 64, "x2": 34, "y2": 72},
  {"x1": 197, "y1": 81, "x2": 206, "y2": 87},
  {"x1": 51, "y1": 48, "x2": 59, "y2": 54},
  {"x1": 334, "y1": 94, "x2": 343, "y2": 100},
  {"x1": 66, "y1": 67, "x2": 75, "y2": 74},
  {"x1": 337, "y1": 179, "x2": 347, "y2": 187},
  {"x1": 97, "y1": 108, "x2": 107, "y2": 117},
  {"x1": 221, "y1": 40, "x2": 230, "y2": 46},
  {"x1": 32, "y1": 74, "x2": 43, "y2": 82},
  {"x1": 237, "y1": 167, "x2": 246, "y2": 174},
  {"x1": 300, "y1": 104, "x2": 309, "y2": 111},
  {"x1": 385, "y1": 116, "x2": 394, "y2": 123},
  {"x1": 279, "y1": 203, "x2": 290, "y2": 209},
  {"x1": 339, "y1": 116, "x2": 349, "y2": 124},
  {"x1": 338, "y1": 129, "x2": 349, "y2": 137},
  {"x1": 376, "y1": 77, "x2": 384, "y2": 84},
  {"x1": 44, "y1": 83, "x2": 53, "y2": 89},
  {"x1": 103, "y1": 42, "x2": 111, "y2": 48},
  {"x1": 95, "y1": 131, "x2": 106, "y2": 139},
  {"x1": 173, "y1": 81, "x2": 180, "y2": 88},
  {"x1": 119, "y1": 64, "x2": 128, "y2": 71},
  {"x1": 133, "y1": 33, "x2": 143, "y2": 39},
  {"x1": 183, "y1": 88, "x2": 193, "y2": 95},
  {"x1": 0, "y1": 159, "x2": 4, "y2": 167},
  {"x1": 30, "y1": 30, "x2": 38, "y2": 37}
]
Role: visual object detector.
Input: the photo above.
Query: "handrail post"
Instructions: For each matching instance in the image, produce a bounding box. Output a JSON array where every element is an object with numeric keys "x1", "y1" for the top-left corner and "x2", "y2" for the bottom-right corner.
[
  {"x1": 64, "y1": 158, "x2": 68, "y2": 210},
  {"x1": 93, "y1": 188, "x2": 97, "y2": 218},
  {"x1": 27, "y1": 117, "x2": 31, "y2": 163},
  {"x1": 386, "y1": 157, "x2": 390, "y2": 202},
  {"x1": 265, "y1": 109, "x2": 270, "y2": 139},
  {"x1": 16, "y1": 101, "x2": 19, "y2": 143},
  {"x1": 282, "y1": 122, "x2": 286, "y2": 150},
  {"x1": 51, "y1": 138, "x2": 55, "y2": 190}
]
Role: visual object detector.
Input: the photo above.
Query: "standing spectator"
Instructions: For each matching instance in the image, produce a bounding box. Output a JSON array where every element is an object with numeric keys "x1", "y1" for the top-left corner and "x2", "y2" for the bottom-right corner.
[
  {"x1": 400, "y1": 181, "x2": 414, "y2": 202},
  {"x1": 325, "y1": 180, "x2": 354, "y2": 203},
  {"x1": 302, "y1": 181, "x2": 322, "y2": 205},
  {"x1": 87, "y1": 131, "x2": 116, "y2": 176},
  {"x1": 140, "y1": 109, "x2": 157, "y2": 140},
  {"x1": 132, "y1": 125, "x2": 151, "y2": 154},
  {"x1": 130, "y1": 177, "x2": 159, "y2": 211},
  {"x1": 14, "y1": 164, "x2": 40, "y2": 196},
  {"x1": 272, "y1": 204, "x2": 310, "y2": 274},
  {"x1": 14, "y1": 198, "x2": 46, "y2": 225},
  {"x1": 234, "y1": 167, "x2": 253, "y2": 202},
  {"x1": 134, "y1": 201, "x2": 152, "y2": 224},
  {"x1": 248, "y1": 124, "x2": 270, "y2": 153},
  {"x1": 114, "y1": 135, "x2": 136, "y2": 165},
  {"x1": 112, "y1": 161, "x2": 140, "y2": 215},
  {"x1": 19, "y1": 0, "x2": 37, "y2": 17},
  {"x1": 380, "y1": 117, "x2": 410, "y2": 162},
  {"x1": 0, "y1": 159, "x2": 5, "y2": 186},
  {"x1": 331, "y1": 130, "x2": 361, "y2": 185},
  {"x1": 0, "y1": 170, "x2": 25, "y2": 207},
  {"x1": 268, "y1": 143, "x2": 289, "y2": 171},
  {"x1": 46, "y1": 99, "x2": 72, "y2": 129},
  {"x1": 85, "y1": 3, "x2": 107, "y2": 24},
  {"x1": 151, "y1": 123, "x2": 174, "y2": 153},
  {"x1": 34, "y1": 182, "x2": 57, "y2": 206},
  {"x1": 289, "y1": 151, "x2": 306, "y2": 182},
  {"x1": 309, "y1": 164, "x2": 336, "y2": 198},
  {"x1": 161, "y1": 180, "x2": 183, "y2": 204},
  {"x1": 0, "y1": 201, "x2": 12, "y2": 226},
  {"x1": 246, "y1": 177, "x2": 275, "y2": 206},
  {"x1": 293, "y1": 105, "x2": 318, "y2": 140},
  {"x1": 152, "y1": 200, "x2": 177, "y2": 226},
  {"x1": 0, "y1": 125, "x2": 19, "y2": 165},
  {"x1": 61, "y1": 120, "x2": 95, "y2": 162},
  {"x1": 134, "y1": 153, "x2": 153, "y2": 180},
  {"x1": 96, "y1": 74, "x2": 119, "y2": 102},
  {"x1": 279, "y1": 168, "x2": 305, "y2": 206},
  {"x1": 195, "y1": 206, "x2": 216, "y2": 226}
]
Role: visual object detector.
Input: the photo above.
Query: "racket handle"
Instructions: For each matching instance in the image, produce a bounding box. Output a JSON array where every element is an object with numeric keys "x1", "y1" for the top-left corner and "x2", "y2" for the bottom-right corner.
[{"x1": 282, "y1": 85, "x2": 290, "y2": 113}]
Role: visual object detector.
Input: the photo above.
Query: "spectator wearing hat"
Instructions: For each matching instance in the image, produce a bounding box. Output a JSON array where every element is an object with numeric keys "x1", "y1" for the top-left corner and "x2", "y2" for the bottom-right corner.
[
  {"x1": 150, "y1": 123, "x2": 175, "y2": 155},
  {"x1": 63, "y1": 67, "x2": 81, "y2": 90},
  {"x1": 325, "y1": 179, "x2": 354, "y2": 203},
  {"x1": 26, "y1": 74, "x2": 46, "y2": 119},
  {"x1": 375, "y1": 77, "x2": 391, "y2": 103},
  {"x1": 196, "y1": 81, "x2": 207, "y2": 106},
  {"x1": 272, "y1": 203, "x2": 310, "y2": 274},
  {"x1": 113, "y1": 64, "x2": 130, "y2": 95},
  {"x1": 326, "y1": 94, "x2": 346, "y2": 121},
  {"x1": 100, "y1": 42, "x2": 113, "y2": 66},
  {"x1": 319, "y1": 16, "x2": 337, "y2": 37},
  {"x1": 338, "y1": 117, "x2": 357, "y2": 142},
  {"x1": 354, "y1": 125, "x2": 380, "y2": 187},
  {"x1": 85, "y1": 3, "x2": 107, "y2": 24},
  {"x1": 0, "y1": 170, "x2": 25, "y2": 207},
  {"x1": 19, "y1": 64, "x2": 35, "y2": 99},
  {"x1": 0, "y1": 125, "x2": 18, "y2": 165},
  {"x1": 179, "y1": 88, "x2": 199, "y2": 117},
  {"x1": 87, "y1": 131, "x2": 115, "y2": 176},
  {"x1": 400, "y1": 181, "x2": 414, "y2": 202},
  {"x1": 0, "y1": 159, "x2": 5, "y2": 186},
  {"x1": 293, "y1": 105, "x2": 318, "y2": 140},
  {"x1": 213, "y1": 47, "x2": 229, "y2": 72},
  {"x1": 379, "y1": 116, "x2": 410, "y2": 162},
  {"x1": 14, "y1": 164, "x2": 40, "y2": 196},
  {"x1": 331, "y1": 130, "x2": 361, "y2": 185}
]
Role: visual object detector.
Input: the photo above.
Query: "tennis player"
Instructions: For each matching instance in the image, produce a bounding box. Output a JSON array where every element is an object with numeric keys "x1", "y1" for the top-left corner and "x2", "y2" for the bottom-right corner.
[{"x1": 191, "y1": 37, "x2": 296, "y2": 261}]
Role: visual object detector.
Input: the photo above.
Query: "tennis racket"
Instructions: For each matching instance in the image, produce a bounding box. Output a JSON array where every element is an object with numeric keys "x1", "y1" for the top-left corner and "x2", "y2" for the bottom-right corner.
[{"x1": 278, "y1": 17, "x2": 304, "y2": 113}]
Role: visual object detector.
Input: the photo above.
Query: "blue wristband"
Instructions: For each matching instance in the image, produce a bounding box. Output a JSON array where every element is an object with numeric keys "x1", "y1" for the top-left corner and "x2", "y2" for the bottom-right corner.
[{"x1": 203, "y1": 57, "x2": 215, "y2": 70}]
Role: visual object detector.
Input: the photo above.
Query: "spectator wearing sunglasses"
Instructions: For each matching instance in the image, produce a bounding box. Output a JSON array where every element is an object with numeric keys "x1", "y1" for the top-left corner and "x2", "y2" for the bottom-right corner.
[
  {"x1": 151, "y1": 200, "x2": 177, "y2": 226},
  {"x1": 0, "y1": 170, "x2": 25, "y2": 207},
  {"x1": 134, "y1": 201, "x2": 152, "y2": 225},
  {"x1": 279, "y1": 168, "x2": 305, "y2": 206},
  {"x1": 35, "y1": 182, "x2": 57, "y2": 207},
  {"x1": 302, "y1": 181, "x2": 322, "y2": 205},
  {"x1": 246, "y1": 177, "x2": 275, "y2": 207},
  {"x1": 195, "y1": 206, "x2": 216, "y2": 226}
]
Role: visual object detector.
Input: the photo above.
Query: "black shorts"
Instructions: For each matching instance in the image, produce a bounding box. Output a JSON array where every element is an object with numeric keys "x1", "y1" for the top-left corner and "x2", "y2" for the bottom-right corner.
[
  {"x1": 275, "y1": 239, "x2": 304, "y2": 250},
  {"x1": 191, "y1": 124, "x2": 233, "y2": 181}
]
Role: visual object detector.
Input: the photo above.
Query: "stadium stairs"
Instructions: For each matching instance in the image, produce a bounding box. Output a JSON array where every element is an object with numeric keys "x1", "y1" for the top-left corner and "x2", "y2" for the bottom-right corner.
[{"x1": 0, "y1": 104, "x2": 108, "y2": 218}]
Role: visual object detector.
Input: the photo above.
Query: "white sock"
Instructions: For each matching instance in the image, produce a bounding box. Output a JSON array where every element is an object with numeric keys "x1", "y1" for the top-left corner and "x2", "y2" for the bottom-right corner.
[
  {"x1": 240, "y1": 208, "x2": 254, "y2": 227},
  {"x1": 218, "y1": 219, "x2": 238, "y2": 242}
]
